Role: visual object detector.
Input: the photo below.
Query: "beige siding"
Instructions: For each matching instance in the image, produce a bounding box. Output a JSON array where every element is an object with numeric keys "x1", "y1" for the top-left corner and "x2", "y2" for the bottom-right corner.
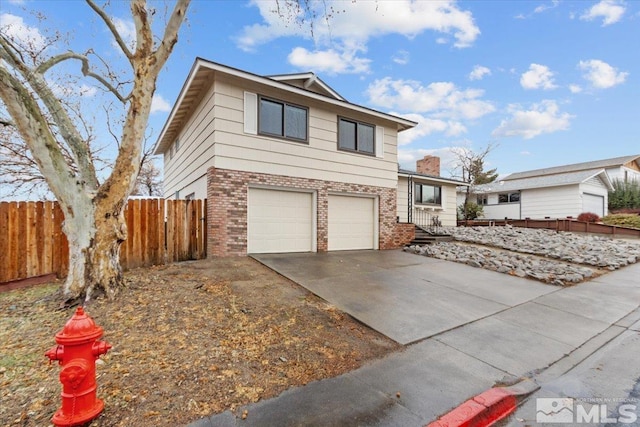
[
  {"x1": 163, "y1": 82, "x2": 217, "y2": 198},
  {"x1": 396, "y1": 176, "x2": 457, "y2": 226},
  {"x1": 397, "y1": 176, "x2": 410, "y2": 222},
  {"x1": 162, "y1": 73, "x2": 406, "y2": 199},
  {"x1": 520, "y1": 186, "x2": 581, "y2": 219},
  {"x1": 211, "y1": 76, "x2": 400, "y2": 188}
]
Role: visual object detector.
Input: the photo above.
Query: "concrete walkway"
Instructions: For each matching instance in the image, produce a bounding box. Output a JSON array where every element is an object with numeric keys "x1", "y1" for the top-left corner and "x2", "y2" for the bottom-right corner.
[{"x1": 191, "y1": 251, "x2": 640, "y2": 427}]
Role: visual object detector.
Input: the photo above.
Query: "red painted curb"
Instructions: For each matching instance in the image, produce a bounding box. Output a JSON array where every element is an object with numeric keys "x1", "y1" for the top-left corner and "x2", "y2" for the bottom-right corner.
[{"x1": 426, "y1": 387, "x2": 518, "y2": 427}]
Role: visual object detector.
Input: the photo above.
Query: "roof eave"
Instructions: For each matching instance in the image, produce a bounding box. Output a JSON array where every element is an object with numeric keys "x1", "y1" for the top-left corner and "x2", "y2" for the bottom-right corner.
[
  {"x1": 153, "y1": 58, "x2": 417, "y2": 154},
  {"x1": 398, "y1": 170, "x2": 469, "y2": 186}
]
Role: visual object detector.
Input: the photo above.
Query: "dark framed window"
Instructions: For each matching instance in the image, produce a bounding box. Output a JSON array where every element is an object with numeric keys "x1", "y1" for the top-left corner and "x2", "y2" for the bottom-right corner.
[
  {"x1": 414, "y1": 183, "x2": 442, "y2": 205},
  {"x1": 498, "y1": 192, "x2": 520, "y2": 203},
  {"x1": 258, "y1": 97, "x2": 308, "y2": 142},
  {"x1": 338, "y1": 117, "x2": 375, "y2": 155},
  {"x1": 477, "y1": 194, "x2": 488, "y2": 205}
]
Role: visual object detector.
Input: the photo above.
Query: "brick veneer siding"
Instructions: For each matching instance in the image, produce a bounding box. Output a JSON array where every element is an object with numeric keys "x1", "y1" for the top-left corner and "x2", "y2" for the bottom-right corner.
[
  {"x1": 392, "y1": 223, "x2": 416, "y2": 248},
  {"x1": 206, "y1": 167, "x2": 408, "y2": 256},
  {"x1": 416, "y1": 155, "x2": 441, "y2": 176}
]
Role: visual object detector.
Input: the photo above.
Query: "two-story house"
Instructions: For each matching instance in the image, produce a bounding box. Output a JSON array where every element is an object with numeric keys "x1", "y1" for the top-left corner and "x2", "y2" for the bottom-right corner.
[{"x1": 154, "y1": 58, "x2": 463, "y2": 256}]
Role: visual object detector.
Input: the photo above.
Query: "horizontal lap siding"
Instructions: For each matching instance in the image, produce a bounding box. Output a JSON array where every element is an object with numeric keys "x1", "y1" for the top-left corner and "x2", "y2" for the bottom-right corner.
[
  {"x1": 397, "y1": 177, "x2": 457, "y2": 226},
  {"x1": 211, "y1": 76, "x2": 399, "y2": 189},
  {"x1": 521, "y1": 186, "x2": 581, "y2": 219},
  {"x1": 163, "y1": 83, "x2": 218, "y2": 198}
]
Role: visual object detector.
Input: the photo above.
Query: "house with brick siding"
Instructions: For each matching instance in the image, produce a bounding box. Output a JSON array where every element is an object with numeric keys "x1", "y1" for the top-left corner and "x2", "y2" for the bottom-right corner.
[{"x1": 154, "y1": 58, "x2": 463, "y2": 256}]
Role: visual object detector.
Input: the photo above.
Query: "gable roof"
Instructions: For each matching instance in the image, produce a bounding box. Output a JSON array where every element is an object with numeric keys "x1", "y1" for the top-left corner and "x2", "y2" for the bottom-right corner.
[
  {"x1": 268, "y1": 72, "x2": 346, "y2": 101},
  {"x1": 503, "y1": 154, "x2": 640, "y2": 181},
  {"x1": 473, "y1": 169, "x2": 614, "y2": 193},
  {"x1": 153, "y1": 58, "x2": 416, "y2": 155}
]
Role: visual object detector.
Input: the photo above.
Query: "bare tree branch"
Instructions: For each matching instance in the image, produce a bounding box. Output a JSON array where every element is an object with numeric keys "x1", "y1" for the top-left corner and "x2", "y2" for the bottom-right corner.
[
  {"x1": 0, "y1": 36, "x2": 99, "y2": 189},
  {"x1": 86, "y1": 0, "x2": 134, "y2": 61},
  {"x1": 0, "y1": 64, "x2": 76, "y2": 203},
  {"x1": 35, "y1": 51, "x2": 129, "y2": 103}
]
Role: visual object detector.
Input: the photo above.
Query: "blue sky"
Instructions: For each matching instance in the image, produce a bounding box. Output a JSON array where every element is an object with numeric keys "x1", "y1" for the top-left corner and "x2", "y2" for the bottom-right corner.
[{"x1": 1, "y1": 0, "x2": 639, "y2": 180}]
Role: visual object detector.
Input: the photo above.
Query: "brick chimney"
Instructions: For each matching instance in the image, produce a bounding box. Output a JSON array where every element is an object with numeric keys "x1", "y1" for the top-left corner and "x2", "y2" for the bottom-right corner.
[{"x1": 416, "y1": 155, "x2": 440, "y2": 176}]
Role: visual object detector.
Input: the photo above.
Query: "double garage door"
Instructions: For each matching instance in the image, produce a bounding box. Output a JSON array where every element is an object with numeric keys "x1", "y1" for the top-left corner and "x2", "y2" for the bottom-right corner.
[{"x1": 247, "y1": 188, "x2": 376, "y2": 254}]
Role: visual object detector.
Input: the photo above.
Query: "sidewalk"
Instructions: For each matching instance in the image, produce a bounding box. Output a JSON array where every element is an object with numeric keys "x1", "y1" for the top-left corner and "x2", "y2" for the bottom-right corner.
[{"x1": 190, "y1": 261, "x2": 640, "y2": 427}]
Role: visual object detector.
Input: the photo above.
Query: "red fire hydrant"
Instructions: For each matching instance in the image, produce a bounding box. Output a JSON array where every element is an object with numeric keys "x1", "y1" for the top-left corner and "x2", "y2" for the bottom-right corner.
[{"x1": 45, "y1": 306, "x2": 112, "y2": 427}]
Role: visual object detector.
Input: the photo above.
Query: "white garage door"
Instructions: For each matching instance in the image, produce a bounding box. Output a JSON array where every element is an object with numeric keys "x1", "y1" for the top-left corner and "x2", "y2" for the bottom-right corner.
[
  {"x1": 247, "y1": 188, "x2": 313, "y2": 254},
  {"x1": 583, "y1": 193, "x2": 605, "y2": 217},
  {"x1": 328, "y1": 195, "x2": 376, "y2": 251}
]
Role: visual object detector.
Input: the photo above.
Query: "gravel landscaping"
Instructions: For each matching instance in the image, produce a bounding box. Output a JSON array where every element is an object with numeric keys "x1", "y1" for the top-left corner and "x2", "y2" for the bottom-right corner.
[{"x1": 405, "y1": 226, "x2": 640, "y2": 286}]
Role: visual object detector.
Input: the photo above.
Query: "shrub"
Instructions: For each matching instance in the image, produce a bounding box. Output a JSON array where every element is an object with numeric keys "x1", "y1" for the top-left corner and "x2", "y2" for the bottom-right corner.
[
  {"x1": 577, "y1": 212, "x2": 600, "y2": 223},
  {"x1": 609, "y1": 179, "x2": 640, "y2": 210},
  {"x1": 457, "y1": 202, "x2": 484, "y2": 220},
  {"x1": 602, "y1": 214, "x2": 640, "y2": 229}
]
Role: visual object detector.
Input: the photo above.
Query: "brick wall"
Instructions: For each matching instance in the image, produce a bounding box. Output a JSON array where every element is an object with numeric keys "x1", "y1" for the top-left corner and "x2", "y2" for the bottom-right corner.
[
  {"x1": 416, "y1": 155, "x2": 441, "y2": 176},
  {"x1": 207, "y1": 167, "x2": 406, "y2": 256},
  {"x1": 390, "y1": 223, "x2": 415, "y2": 248}
]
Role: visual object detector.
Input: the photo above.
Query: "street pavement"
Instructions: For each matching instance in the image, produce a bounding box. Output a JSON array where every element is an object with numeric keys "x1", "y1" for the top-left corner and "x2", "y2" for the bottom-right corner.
[{"x1": 190, "y1": 250, "x2": 640, "y2": 427}]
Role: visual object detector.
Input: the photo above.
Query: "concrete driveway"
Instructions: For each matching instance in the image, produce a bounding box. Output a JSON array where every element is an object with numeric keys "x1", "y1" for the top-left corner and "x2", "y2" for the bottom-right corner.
[
  {"x1": 252, "y1": 250, "x2": 556, "y2": 345},
  {"x1": 194, "y1": 251, "x2": 640, "y2": 426}
]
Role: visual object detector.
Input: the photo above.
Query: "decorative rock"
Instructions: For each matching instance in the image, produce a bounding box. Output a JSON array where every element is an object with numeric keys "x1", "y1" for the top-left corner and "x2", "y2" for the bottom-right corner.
[{"x1": 409, "y1": 226, "x2": 640, "y2": 287}]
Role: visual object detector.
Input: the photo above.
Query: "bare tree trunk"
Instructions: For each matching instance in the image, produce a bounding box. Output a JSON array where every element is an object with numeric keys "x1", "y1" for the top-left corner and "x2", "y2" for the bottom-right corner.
[{"x1": 61, "y1": 197, "x2": 127, "y2": 302}]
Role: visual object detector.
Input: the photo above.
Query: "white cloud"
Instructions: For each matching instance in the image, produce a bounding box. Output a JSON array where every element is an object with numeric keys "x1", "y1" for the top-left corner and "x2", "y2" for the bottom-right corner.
[
  {"x1": 287, "y1": 46, "x2": 371, "y2": 74},
  {"x1": 392, "y1": 112, "x2": 467, "y2": 146},
  {"x1": 469, "y1": 65, "x2": 491, "y2": 81},
  {"x1": 367, "y1": 77, "x2": 495, "y2": 120},
  {"x1": 151, "y1": 94, "x2": 171, "y2": 114},
  {"x1": 520, "y1": 64, "x2": 558, "y2": 90},
  {"x1": 569, "y1": 84, "x2": 583, "y2": 93},
  {"x1": 581, "y1": 0, "x2": 626, "y2": 26},
  {"x1": 237, "y1": 0, "x2": 480, "y2": 58},
  {"x1": 534, "y1": 0, "x2": 560, "y2": 14},
  {"x1": 492, "y1": 100, "x2": 574, "y2": 139},
  {"x1": 0, "y1": 13, "x2": 46, "y2": 51},
  {"x1": 112, "y1": 17, "x2": 136, "y2": 51},
  {"x1": 578, "y1": 59, "x2": 628, "y2": 88},
  {"x1": 521, "y1": 151, "x2": 532, "y2": 155},
  {"x1": 392, "y1": 50, "x2": 410, "y2": 65}
]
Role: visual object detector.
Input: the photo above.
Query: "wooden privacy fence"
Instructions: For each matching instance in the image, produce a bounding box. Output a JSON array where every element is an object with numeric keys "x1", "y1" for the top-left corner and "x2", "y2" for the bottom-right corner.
[
  {"x1": 457, "y1": 218, "x2": 640, "y2": 238},
  {"x1": 0, "y1": 199, "x2": 207, "y2": 285}
]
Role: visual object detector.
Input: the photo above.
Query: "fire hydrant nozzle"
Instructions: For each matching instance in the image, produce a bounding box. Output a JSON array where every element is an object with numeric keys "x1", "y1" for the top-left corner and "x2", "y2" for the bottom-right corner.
[{"x1": 45, "y1": 306, "x2": 111, "y2": 427}]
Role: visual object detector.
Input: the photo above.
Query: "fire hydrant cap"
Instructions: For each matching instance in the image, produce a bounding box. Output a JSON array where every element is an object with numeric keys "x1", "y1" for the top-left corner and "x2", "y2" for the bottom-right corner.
[{"x1": 55, "y1": 307, "x2": 104, "y2": 345}]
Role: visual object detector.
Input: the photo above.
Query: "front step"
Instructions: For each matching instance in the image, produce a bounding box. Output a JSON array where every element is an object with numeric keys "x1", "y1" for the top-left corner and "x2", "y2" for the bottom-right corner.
[{"x1": 409, "y1": 225, "x2": 453, "y2": 245}]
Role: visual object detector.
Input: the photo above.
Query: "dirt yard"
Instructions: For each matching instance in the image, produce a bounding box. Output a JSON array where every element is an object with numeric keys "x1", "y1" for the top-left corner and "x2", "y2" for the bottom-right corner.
[{"x1": 0, "y1": 258, "x2": 399, "y2": 427}]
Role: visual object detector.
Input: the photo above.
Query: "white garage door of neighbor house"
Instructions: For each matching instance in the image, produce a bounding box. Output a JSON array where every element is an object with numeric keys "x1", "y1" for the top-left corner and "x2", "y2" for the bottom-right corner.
[
  {"x1": 328, "y1": 195, "x2": 376, "y2": 251},
  {"x1": 247, "y1": 188, "x2": 314, "y2": 254},
  {"x1": 583, "y1": 193, "x2": 605, "y2": 217}
]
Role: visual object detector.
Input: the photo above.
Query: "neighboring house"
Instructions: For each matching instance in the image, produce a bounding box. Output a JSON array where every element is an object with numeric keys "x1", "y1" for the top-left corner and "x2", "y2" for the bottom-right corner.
[
  {"x1": 154, "y1": 58, "x2": 462, "y2": 256},
  {"x1": 504, "y1": 154, "x2": 640, "y2": 184},
  {"x1": 455, "y1": 156, "x2": 639, "y2": 219}
]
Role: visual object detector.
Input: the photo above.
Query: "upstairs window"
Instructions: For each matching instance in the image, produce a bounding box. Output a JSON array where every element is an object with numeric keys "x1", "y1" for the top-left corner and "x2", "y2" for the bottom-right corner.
[
  {"x1": 258, "y1": 97, "x2": 308, "y2": 142},
  {"x1": 415, "y1": 183, "x2": 442, "y2": 205},
  {"x1": 338, "y1": 117, "x2": 375, "y2": 155}
]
